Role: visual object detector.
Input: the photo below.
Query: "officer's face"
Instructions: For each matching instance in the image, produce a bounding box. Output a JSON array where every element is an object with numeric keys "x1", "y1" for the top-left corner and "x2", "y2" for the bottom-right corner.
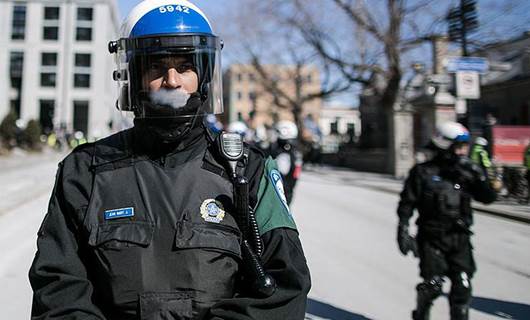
[
  {"x1": 453, "y1": 143, "x2": 470, "y2": 156},
  {"x1": 144, "y1": 55, "x2": 199, "y2": 94}
]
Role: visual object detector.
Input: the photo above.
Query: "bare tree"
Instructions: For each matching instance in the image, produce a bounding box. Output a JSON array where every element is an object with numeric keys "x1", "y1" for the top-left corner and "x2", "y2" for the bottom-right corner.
[{"x1": 219, "y1": 0, "x2": 357, "y2": 139}]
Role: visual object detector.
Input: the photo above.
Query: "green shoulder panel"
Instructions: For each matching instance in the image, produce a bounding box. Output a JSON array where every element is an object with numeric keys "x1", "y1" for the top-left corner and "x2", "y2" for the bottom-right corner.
[{"x1": 254, "y1": 157, "x2": 297, "y2": 235}]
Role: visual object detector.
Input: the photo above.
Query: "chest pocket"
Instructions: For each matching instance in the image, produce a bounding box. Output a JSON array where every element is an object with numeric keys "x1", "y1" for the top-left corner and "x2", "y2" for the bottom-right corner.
[
  {"x1": 88, "y1": 221, "x2": 155, "y2": 249},
  {"x1": 423, "y1": 178, "x2": 462, "y2": 218},
  {"x1": 175, "y1": 220, "x2": 242, "y2": 259}
]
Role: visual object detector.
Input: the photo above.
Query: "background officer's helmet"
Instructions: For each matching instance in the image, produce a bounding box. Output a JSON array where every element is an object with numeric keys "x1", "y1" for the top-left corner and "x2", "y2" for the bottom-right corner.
[
  {"x1": 431, "y1": 122, "x2": 470, "y2": 150},
  {"x1": 475, "y1": 137, "x2": 488, "y2": 147},
  {"x1": 109, "y1": 0, "x2": 223, "y2": 119},
  {"x1": 275, "y1": 121, "x2": 298, "y2": 141},
  {"x1": 228, "y1": 121, "x2": 248, "y2": 137}
]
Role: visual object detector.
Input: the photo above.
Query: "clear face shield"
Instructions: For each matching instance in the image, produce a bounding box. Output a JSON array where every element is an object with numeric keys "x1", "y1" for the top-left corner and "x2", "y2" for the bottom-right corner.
[{"x1": 113, "y1": 34, "x2": 223, "y2": 120}]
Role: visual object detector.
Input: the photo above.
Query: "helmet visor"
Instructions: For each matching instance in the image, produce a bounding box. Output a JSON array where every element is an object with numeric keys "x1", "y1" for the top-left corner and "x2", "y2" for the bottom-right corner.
[{"x1": 115, "y1": 34, "x2": 223, "y2": 119}]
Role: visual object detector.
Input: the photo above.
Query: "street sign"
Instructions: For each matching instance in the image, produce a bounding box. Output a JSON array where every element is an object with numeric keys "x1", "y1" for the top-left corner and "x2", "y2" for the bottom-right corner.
[
  {"x1": 445, "y1": 56, "x2": 489, "y2": 73},
  {"x1": 455, "y1": 71, "x2": 480, "y2": 99},
  {"x1": 427, "y1": 74, "x2": 452, "y2": 84}
]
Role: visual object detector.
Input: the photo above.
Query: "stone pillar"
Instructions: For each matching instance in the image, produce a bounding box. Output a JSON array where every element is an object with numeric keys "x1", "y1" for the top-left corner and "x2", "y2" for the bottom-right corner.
[
  {"x1": 432, "y1": 35, "x2": 449, "y2": 75},
  {"x1": 389, "y1": 102, "x2": 415, "y2": 178}
]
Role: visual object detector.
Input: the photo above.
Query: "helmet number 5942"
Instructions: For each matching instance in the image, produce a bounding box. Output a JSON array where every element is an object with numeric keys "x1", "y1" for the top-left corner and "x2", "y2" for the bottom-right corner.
[{"x1": 159, "y1": 5, "x2": 190, "y2": 14}]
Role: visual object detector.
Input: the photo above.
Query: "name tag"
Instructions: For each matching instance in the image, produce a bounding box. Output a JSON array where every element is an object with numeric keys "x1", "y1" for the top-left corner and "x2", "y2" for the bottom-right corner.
[{"x1": 104, "y1": 207, "x2": 134, "y2": 220}]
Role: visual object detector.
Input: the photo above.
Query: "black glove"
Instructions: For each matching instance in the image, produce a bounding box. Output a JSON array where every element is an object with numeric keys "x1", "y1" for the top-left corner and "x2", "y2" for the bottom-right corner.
[{"x1": 397, "y1": 224, "x2": 418, "y2": 257}]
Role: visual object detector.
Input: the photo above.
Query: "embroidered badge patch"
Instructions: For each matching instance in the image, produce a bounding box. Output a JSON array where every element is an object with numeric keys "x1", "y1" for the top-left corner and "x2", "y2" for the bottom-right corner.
[
  {"x1": 200, "y1": 199, "x2": 225, "y2": 223},
  {"x1": 270, "y1": 169, "x2": 291, "y2": 214},
  {"x1": 104, "y1": 207, "x2": 134, "y2": 220}
]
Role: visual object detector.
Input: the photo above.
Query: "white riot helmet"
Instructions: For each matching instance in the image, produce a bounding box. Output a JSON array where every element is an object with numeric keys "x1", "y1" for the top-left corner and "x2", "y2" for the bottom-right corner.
[
  {"x1": 475, "y1": 137, "x2": 488, "y2": 147},
  {"x1": 431, "y1": 122, "x2": 470, "y2": 150},
  {"x1": 275, "y1": 121, "x2": 298, "y2": 141},
  {"x1": 109, "y1": 0, "x2": 223, "y2": 119},
  {"x1": 227, "y1": 121, "x2": 248, "y2": 137}
]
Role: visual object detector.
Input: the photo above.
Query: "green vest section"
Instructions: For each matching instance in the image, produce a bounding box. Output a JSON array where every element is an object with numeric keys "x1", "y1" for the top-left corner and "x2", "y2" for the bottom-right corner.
[
  {"x1": 523, "y1": 146, "x2": 530, "y2": 170},
  {"x1": 254, "y1": 157, "x2": 298, "y2": 235},
  {"x1": 471, "y1": 145, "x2": 492, "y2": 168}
]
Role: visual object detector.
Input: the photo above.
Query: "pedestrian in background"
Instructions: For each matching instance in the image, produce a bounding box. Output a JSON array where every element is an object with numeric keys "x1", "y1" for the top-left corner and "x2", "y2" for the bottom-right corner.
[
  {"x1": 470, "y1": 136, "x2": 492, "y2": 175},
  {"x1": 29, "y1": 1, "x2": 310, "y2": 319},
  {"x1": 397, "y1": 122, "x2": 496, "y2": 320}
]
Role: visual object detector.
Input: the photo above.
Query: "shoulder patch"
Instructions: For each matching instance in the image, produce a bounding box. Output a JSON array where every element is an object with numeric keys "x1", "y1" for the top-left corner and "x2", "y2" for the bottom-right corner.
[
  {"x1": 253, "y1": 157, "x2": 297, "y2": 235},
  {"x1": 269, "y1": 169, "x2": 290, "y2": 214}
]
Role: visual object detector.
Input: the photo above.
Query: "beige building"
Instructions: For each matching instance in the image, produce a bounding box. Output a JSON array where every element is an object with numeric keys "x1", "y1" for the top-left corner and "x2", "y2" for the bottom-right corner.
[{"x1": 223, "y1": 64, "x2": 322, "y2": 128}]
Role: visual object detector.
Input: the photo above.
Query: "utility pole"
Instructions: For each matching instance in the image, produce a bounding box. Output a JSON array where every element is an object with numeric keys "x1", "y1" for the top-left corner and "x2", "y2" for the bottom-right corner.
[
  {"x1": 447, "y1": 0, "x2": 478, "y2": 57},
  {"x1": 447, "y1": 0, "x2": 479, "y2": 126}
]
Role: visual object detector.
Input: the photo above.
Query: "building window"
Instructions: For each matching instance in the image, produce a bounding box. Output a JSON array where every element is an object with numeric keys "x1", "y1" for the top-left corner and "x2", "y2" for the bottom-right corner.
[
  {"x1": 43, "y1": 26, "x2": 59, "y2": 40},
  {"x1": 75, "y1": 53, "x2": 91, "y2": 67},
  {"x1": 41, "y1": 73, "x2": 57, "y2": 87},
  {"x1": 10, "y1": 100, "x2": 21, "y2": 118},
  {"x1": 330, "y1": 121, "x2": 339, "y2": 134},
  {"x1": 74, "y1": 53, "x2": 91, "y2": 88},
  {"x1": 11, "y1": 5, "x2": 26, "y2": 40},
  {"x1": 237, "y1": 73, "x2": 242, "y2": 82},
  {"x1": 74, "y1": 74, "x2": 90, "y2": 88},
  {"x1": 39, "y1": 100, "x2": 55, "y2": 134},
  {"x1": 237, "y1": 92, "x2": 242, "y2": 100},
  {"x1": 77, "y1": 7, "x2": 93, "y2": 21},
  {"x1": 43, "y1": 6, "x2": 60, "y2": 40},
  {"x1": 248, "y1": 73, "x2": 256, "y2": 82},
  {"x1": 76, "y1": 27, "x2": 92, "y2": 41},
  {"x1": 41, "y1": 52, "x2": 58, "y2": 88},
  {"x1": 73, "y1": 101, "x2": 89, "y2": 135},
  {"x1": 44, "y1": 7, "x2": 60, "y2": 20},
  {"x1": 41, "y1": 53, "x2": 58, "y2": 66},
  {"x1": 76, "y1": 7, "x2": 93, "y2": 41},
  {"x1": 10, "y1": 52, "x2": 24, "y2": 89}
]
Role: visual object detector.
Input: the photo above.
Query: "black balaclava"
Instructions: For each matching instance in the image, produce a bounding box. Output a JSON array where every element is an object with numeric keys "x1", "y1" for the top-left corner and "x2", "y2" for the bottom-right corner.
[{"x1": 133, "y1": 92, "x2": 204, "y2": 144}]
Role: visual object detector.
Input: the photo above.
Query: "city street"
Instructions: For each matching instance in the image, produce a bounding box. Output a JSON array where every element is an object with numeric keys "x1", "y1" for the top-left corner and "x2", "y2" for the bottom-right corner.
[{"x1": 1, "y1": 151, "x2": 529, "y2": 319}]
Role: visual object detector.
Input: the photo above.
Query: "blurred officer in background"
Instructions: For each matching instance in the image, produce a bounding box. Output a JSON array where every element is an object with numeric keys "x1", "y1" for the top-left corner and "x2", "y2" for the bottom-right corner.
[
  {"x1": 227, "y1": 120, "x2": 249, "y2": 139},
  {"x1": 397, "y1": 122, "x2": 496, "y2": 320},
  {"x1": 29, "y1": 1, "x2": 310, "y2": 319},
  {"x1": 470, "y1": 137, "x2": 492, "y2": 174},
  {"x1": 270, "y1": 121, "x2": 303, "y2": 205}
]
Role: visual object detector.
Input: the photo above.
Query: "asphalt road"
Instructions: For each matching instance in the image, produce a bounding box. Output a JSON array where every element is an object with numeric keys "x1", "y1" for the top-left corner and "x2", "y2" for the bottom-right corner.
[
  {"x1": 1, "y1": 152, "x2": 529, "y2": 319},
  {"x1": 296, "y1": 167, "x2": 530, "y2": 320}
]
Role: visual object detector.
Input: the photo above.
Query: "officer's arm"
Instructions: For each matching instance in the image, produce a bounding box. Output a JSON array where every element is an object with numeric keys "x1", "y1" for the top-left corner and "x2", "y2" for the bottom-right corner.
[
  {"x1": 469, "y1": 172, "x2": 497, "y2": 204},
  {"x1": 207, "y1": 157, "x2": 310, "y2": 319},
  {"x1": 397, "y1": 166, "x2": 421, "y2": 225},
  {"x1": 480, "y1": 150, "x2": 492, "y2": 168},
  {"x1": 29, "y1": 160, "x2": 106, "y2": 319}
]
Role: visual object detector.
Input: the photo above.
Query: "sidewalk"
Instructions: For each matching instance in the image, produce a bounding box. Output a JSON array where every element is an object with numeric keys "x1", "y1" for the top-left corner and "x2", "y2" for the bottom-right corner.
[
  {"x1": 305, "y1": 165, "x2": 530, "y2": 224},
  {"x1": 0, "y1": 147, "x2": 66, "y2": 171}
]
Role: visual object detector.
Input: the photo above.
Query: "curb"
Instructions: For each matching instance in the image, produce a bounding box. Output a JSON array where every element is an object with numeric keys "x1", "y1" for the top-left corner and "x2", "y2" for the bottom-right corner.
[
  {"x1": 471, "y1": 203, "x2": 530, "y2": 224},
  {"x1": 355, "y1": 183, "x2": 530, "y2": 225}
]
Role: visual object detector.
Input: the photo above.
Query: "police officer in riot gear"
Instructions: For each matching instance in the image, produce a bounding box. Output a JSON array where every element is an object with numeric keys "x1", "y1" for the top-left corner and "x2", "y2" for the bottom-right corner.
[
  {"x1": 29, "y1": 1, "x2": 310, "y2": 319},
  {"x1": 270, "y1": 121, "x2": 303, "y2": 205},
  {"x1": 397, "y1": 122, "x2": 496, "y2": 320}
]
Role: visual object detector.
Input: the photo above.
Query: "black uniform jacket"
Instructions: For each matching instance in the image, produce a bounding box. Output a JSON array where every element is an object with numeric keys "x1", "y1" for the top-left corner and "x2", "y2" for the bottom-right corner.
[
  {"x1": 29, "y1": 127, "x2": 311, "y2": 319},
  {"x1": 397, "y1": 155, "x2": 496, "y2": 232}
]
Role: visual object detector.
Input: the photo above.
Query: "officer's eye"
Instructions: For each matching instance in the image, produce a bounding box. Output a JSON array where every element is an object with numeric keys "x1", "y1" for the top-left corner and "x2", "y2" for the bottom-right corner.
[
  {"x1": 176, "y1": 62, "x2": 195, "y2": 73},
  {"x1": 149, "y1": 63, "x2": 163, "y2": 71}
]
